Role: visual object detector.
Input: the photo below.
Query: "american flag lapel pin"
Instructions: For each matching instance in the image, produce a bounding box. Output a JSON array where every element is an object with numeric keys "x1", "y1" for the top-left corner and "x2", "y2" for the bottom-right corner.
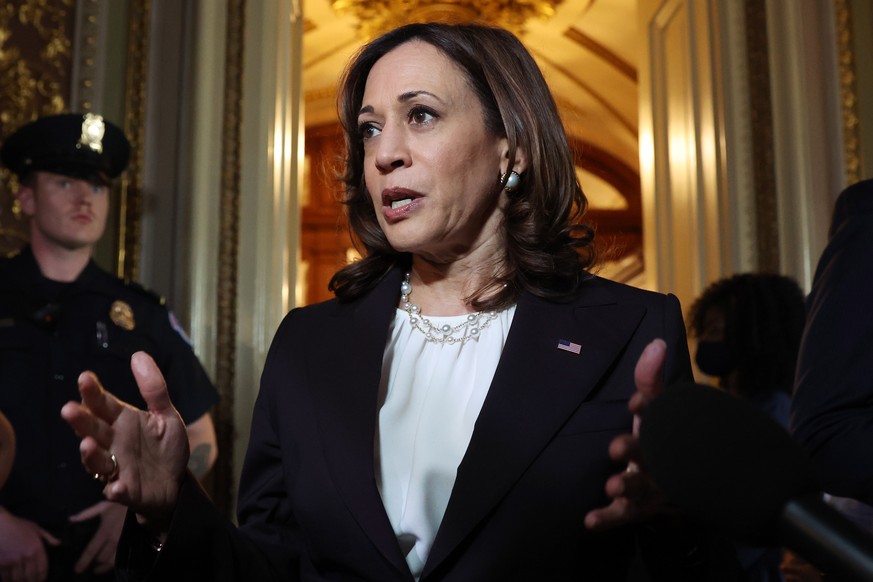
[{"x1": 557, "y1": 339, "x2": 582, "y2": 354}]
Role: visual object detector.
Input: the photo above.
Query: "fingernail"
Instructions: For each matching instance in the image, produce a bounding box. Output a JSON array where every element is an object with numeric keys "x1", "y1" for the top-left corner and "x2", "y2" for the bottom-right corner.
[{"x1": 131, "y1": 351, "x2": 147, "y2": 373}]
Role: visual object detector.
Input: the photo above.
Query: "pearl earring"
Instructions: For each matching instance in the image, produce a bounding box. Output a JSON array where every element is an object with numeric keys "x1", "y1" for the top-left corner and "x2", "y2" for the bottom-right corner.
[{"x1": 501, "y1": 170, "x2": 521, "y2": 193}]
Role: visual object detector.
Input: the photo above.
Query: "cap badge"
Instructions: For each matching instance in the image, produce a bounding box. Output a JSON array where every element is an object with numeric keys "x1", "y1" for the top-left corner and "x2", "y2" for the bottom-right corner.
[
  {"x1": 79, "y1": 113, "x2": 105, "y2": 154},
  {"x1": 110, "y1": 300, "x2": 135, "y2": 330}
]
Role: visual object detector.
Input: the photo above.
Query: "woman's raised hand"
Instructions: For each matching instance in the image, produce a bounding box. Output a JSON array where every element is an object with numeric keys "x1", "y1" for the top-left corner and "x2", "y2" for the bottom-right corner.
[
  {"x1": 584, "y1": 339, "x2": 673, "y2": 530},
  {"x1": 61, "y1": 351, "x2": 190, "y2": 532}
]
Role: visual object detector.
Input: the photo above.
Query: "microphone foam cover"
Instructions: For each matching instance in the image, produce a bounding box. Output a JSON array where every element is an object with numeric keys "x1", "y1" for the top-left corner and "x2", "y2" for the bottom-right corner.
[{"x1": 639, "y1": 382, "x2": 819, "y2": 544}]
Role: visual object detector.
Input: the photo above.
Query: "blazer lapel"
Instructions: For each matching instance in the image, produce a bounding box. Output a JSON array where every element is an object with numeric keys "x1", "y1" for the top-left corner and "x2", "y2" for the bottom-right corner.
[
  {"x1": 423, "y1": 285, "x2": 646, "y2": 574},
  {"x1": 307, "y1": 268, "x2": 412, "y2": 577}
]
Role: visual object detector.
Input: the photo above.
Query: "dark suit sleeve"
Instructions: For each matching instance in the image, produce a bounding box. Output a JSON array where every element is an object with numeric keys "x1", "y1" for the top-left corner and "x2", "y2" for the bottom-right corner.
[
  {"x1": 115, "y1": 475, "x2": 291, "y2": 582},
  {"x1": 115, "y1": 314, "x2": 304, "y2": 581},
  {"x1": 115, "y1": 416, "x2": 299, "y2": 581},
  {"x1": 791, "y1": 180, "x2": 873, "y2": 503}
]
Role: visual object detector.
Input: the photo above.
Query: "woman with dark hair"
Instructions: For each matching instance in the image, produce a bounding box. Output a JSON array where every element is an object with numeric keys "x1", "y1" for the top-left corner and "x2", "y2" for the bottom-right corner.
[
  {"x1": 689, "y1": 273, "x2": 806, "y2": 415},
  {"x1": 331, "y1": 23, "x2": 592, "y2": 306},
  {"x1": 62, "y1": 23, "x2": 730, "y2": 581}
]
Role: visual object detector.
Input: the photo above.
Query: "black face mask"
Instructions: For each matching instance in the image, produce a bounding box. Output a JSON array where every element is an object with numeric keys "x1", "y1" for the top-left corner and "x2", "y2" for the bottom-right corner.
[{"x1": 695, "y1": 340, "x2": 734, "y2": 377}]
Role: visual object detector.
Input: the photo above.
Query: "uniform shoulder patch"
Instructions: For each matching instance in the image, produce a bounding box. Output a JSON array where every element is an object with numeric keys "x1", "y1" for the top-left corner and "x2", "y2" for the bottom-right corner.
[{"x1": 168, "y1": 310, "x2": 194, "y2": 346}]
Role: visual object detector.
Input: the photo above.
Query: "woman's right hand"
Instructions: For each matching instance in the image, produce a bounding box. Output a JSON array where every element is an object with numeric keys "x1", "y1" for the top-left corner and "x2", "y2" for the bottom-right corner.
[{"x1": 61, "y1": 351, "x2": 190, "y2": 534}]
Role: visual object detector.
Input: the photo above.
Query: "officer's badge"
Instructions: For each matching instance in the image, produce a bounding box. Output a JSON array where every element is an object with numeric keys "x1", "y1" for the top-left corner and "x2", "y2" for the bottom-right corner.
[
  {"x1": 110, "y1": 300, "x2": 135, "y2": 330},
  {"x1": 79, "y1": 113, "x2": 105, "y2": 154}
]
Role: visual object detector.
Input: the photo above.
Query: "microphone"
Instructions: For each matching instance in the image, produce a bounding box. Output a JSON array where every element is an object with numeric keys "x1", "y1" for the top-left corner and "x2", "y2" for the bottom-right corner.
[{"x1": 639, "y1": 382, "x2": 873, "y2": 581}]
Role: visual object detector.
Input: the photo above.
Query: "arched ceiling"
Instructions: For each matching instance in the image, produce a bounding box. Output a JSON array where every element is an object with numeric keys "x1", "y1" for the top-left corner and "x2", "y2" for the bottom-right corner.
[{"x1": 302, "y1": 0, "x2": 641, "y2": 210}]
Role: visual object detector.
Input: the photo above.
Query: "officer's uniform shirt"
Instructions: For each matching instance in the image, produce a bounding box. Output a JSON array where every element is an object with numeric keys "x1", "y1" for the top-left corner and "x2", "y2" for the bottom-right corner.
[{"x1": 0, "y1": 246, "x2": 218, "y2": 534}]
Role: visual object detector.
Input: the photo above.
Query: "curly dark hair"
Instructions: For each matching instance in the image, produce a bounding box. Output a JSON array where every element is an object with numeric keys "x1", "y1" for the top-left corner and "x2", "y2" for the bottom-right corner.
[
  {"x1": 688, "y1": 273, "x2": 807, "y2": 397},
  {"x1": 328, "y1": 22, "x2": 596, "y2": 310}
]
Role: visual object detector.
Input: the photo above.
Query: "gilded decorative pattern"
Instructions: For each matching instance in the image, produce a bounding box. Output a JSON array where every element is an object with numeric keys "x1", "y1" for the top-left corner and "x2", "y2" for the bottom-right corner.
[
  {"x1": 834, "y1": 0, "x2": 860, "y2": 185},
  {"x1": 332, "y1": 0, "x2": 563, "y2": 38},
  {"x1": 0, "y1": 0, "x2": 75, "y2": 256},
  {"x1": 212, "y1": 0, "x2": 246, "y2": 516},
  {"x1": 71, "y1": 0, "x2": 102, "y2": 112},
  {"x1": 119, "y1": 0, "x2": 149, "y2": 280}
]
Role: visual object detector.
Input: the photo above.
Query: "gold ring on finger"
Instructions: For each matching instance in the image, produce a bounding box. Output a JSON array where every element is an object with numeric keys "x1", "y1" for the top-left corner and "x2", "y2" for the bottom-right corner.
[{"x1": 107, "y1": 453, "x2": 119, "y2": 481}]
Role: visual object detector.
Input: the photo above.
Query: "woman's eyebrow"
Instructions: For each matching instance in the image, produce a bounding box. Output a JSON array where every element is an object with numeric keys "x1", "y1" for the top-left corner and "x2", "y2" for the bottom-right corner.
[
  {"x1": 358, "y1": 89, "x2": 445, "y2": 116},
  {"x1": 397, "y1": 89, "x2": 441, "y2": 103}
]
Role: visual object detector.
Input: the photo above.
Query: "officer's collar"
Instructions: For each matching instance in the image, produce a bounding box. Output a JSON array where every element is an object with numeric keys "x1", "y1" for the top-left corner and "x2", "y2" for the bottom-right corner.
[{"x1": 13, "y1": 245, "x2": 103, "y2": 298}]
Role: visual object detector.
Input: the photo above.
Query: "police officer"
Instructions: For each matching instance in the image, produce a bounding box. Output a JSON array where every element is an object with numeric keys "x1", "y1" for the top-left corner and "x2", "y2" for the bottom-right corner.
[{"x1": 0, "y1": 113, "x2": 219, "y2": 581}]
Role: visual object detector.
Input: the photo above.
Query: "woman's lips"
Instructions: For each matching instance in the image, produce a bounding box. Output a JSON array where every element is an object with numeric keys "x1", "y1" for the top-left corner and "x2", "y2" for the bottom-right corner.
[{"x1": 381, "y1": 188, "x2": 422, "y2": 222}]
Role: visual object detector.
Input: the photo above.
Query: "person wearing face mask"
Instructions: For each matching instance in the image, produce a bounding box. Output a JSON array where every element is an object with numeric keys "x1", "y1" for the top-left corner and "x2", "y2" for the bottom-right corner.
[
  {"x1": 689, "y1": 273, "x2": 806, "y2": 424},
  {"x1": 688, "y1": 272, "x2": 807, "y2": 582}
]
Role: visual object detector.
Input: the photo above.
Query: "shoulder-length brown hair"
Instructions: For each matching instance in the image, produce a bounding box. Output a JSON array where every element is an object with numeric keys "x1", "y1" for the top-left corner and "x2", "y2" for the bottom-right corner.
[{"x1": 329, "y1": 22, "x2": 596, "y2": 309}]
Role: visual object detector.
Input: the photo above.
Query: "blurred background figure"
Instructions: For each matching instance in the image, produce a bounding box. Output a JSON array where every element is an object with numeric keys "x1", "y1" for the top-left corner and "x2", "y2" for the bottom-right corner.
[
  {"x1": 788, "y1": 178, "x2": 873, "y2": 580},
  {"x1": 689, "y1": 273, "x2": 806, "y2": 427},
  {"x1": 791, "y1": 178, "x2": 873, "y2": 507},
  {"x1": 689, "y1": 272, "x2": 807, "y2": 582}
]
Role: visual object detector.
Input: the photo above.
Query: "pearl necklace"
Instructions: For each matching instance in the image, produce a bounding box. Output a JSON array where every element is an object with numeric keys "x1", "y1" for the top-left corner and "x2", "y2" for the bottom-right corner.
[{"x1": 400, "y1": 272, "x2": 500, "y2": 345}]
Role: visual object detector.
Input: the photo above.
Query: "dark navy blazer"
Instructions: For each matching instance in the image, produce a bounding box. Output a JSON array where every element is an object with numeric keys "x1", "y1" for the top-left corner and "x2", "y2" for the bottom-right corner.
[{"x1": 118, "y1": 267, "x2": 698, "y2": 581}]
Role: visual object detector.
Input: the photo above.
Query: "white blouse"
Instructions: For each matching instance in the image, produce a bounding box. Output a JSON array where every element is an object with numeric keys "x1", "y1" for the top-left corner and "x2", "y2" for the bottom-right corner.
[{"x1": 375, "y1": 306, "x2": 516, "y2": 577}]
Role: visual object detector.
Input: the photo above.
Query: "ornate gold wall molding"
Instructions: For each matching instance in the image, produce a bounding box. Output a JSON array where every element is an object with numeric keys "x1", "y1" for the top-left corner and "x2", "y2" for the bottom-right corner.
[
  {"x1": 835, "y1": 0, "x2": 861, "y2": 185},
  {"x1": 71, "y1": 0, "x2": 104, "y2": 112},
  {"x1": 743, "y1": 0, "x2": 779, "y2": 273},
  {"x1": 119, "y1": 0, "x2": 149, "y2": 280},
  {"x1": 212, "y1": 0, "x2": 246, "y2": 516}
]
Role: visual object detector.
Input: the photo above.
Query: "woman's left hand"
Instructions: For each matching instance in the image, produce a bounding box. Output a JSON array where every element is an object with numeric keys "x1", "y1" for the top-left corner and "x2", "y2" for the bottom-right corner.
[{"x1": 584, "y1": 339, "x2": 675, "y2": 530}]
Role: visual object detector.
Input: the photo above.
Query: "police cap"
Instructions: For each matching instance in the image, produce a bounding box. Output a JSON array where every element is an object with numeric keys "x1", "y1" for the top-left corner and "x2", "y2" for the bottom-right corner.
[{"x1": 1, "y1": 113, "x2": 130, "y2": 185}]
